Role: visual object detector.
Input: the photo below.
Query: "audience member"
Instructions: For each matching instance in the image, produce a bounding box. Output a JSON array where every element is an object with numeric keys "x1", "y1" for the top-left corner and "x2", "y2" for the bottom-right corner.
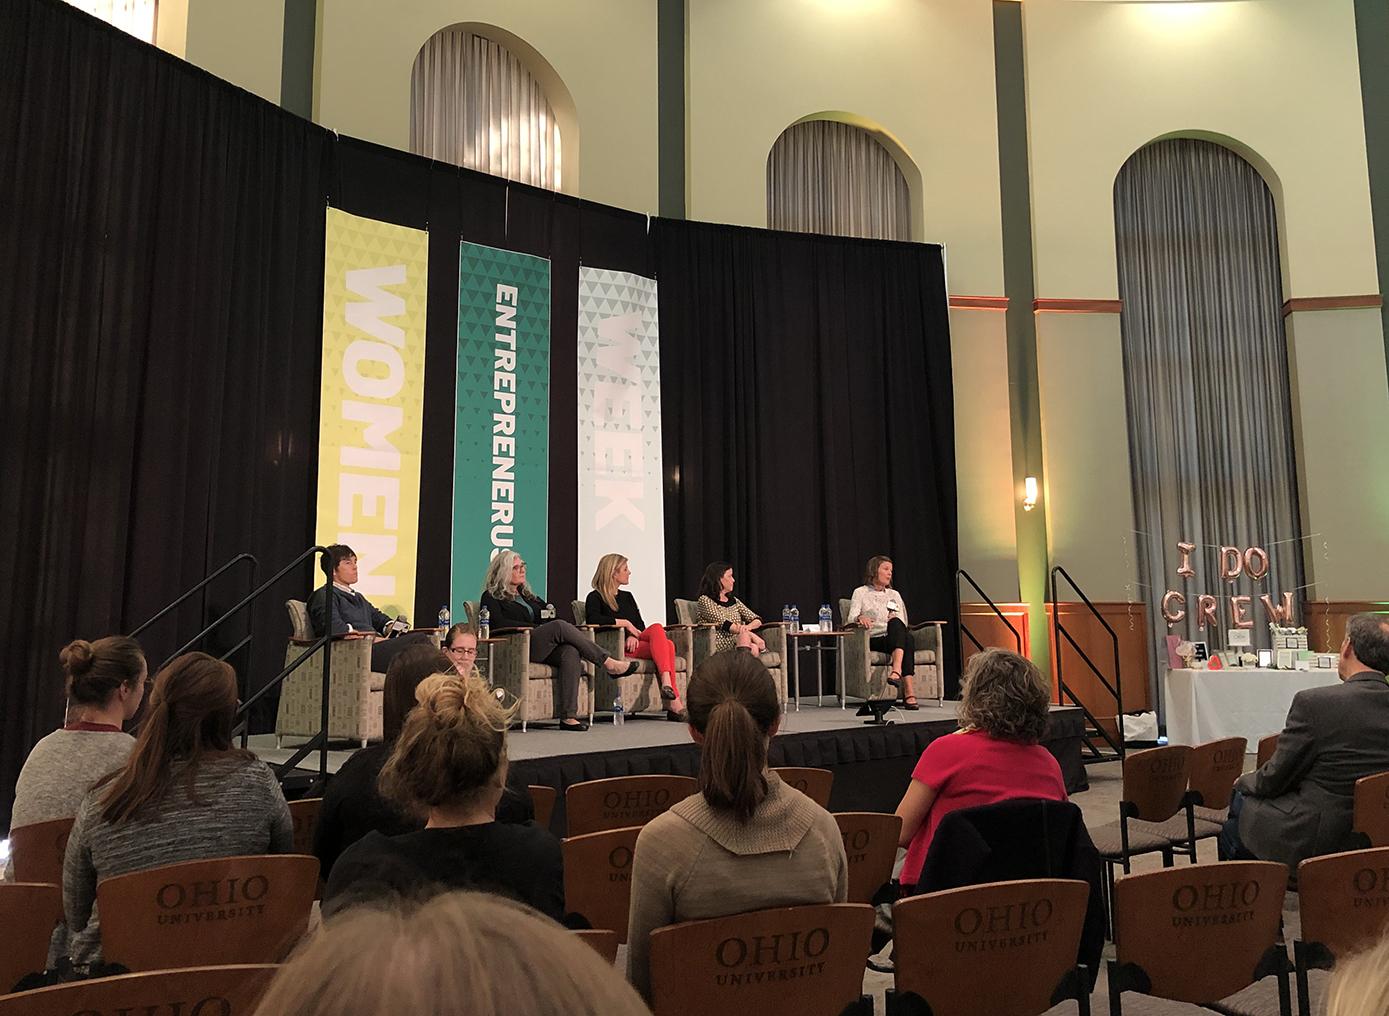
[
  {"x1": 63, "y1": 652, "x2": 292, "y2": 968},
  {"x1": 1221, "y1": 612, "x2": 1389, "y2": 868},
  {"x1": 847, "y1": 554, "x2": 919, "y2": 709},
  {"x1": 1326, "y1": 933, "x2": 1389, "y2": 1016},
  {"x1": 442, "y1": 622, "x2": 479, "y2": 678},
  {"x1": 322, "y1": 672, "x2": 562, "y2": 919},
  {"x1": 692, "y1": 561, "x2": 766, "y2": 654},
  {"x1": 626, "y1": 649, "x2": 846, "y2": 999},
  {"x1": 10, "y1": 638, "x2": 146, "y2": 845},
  {"x1": 307, "y1": 544, "x2": 432, "y2": 672},
  {"x1": 894, "y1": 648, "x2": 1066, "y2": 892},
  {"x1": 479, "y1": 550, "x2": 636, "y2": 732},
  {"x1": 586, "y1": 553, "x2": 684, "y2": 716},
  {"x1": 252, "y1": 891, "x2": 650, "y2": 1016}
]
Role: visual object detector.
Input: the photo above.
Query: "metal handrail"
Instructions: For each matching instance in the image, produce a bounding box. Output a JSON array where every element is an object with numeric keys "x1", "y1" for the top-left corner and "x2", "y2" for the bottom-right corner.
[
  {"x1": 128, "y1": 553, "x2": 258, "y2": 639},
  {"x1": 1050, "y1": 565, "x2": 1125, "y2": 761},
  {"x1": 956, "y1": 569, "x2": 1023, "y2": 653}
]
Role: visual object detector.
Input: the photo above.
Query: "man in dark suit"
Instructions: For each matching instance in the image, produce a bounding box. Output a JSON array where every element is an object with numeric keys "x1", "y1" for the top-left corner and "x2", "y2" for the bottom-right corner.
[{"x1": 1220, "y1": 613, "x2": 1389, "y2": 868}]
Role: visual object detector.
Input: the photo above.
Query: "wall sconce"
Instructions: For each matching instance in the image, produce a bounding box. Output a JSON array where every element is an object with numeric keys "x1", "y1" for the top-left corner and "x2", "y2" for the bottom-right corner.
[{"x1": 1022, "y1": 476, "x2": 1039, "y2": 512}]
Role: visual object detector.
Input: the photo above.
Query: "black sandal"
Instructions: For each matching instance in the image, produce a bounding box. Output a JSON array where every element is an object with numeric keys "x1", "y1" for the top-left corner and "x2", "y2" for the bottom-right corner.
[
  {"x1": 660, "y1": 683, "x2": 679, "y2": 702},
  {"x1": 900, "y1": 696, "x2": 920, "y2": 711},
  {"x1": 886, "y1": 671, "x2": 903, "y2": 688}
]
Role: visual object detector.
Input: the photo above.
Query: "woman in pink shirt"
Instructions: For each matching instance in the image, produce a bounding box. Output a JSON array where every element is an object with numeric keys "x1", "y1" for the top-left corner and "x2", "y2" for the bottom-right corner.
[{"x1": 894, "y1": 648, "x2": 1067, "y2": 890}]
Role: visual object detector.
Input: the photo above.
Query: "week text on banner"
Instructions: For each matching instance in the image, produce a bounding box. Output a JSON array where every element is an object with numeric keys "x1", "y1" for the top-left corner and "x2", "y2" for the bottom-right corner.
[
  {"x1": 577, "y1": 267, "x2": 667, "y2": 622},
  {"x1": 315, "y1": 208, "x2": 429, "y2": 617},
  {"x1": 453, "y1": 241, "x2": 552, "y2": 608}
]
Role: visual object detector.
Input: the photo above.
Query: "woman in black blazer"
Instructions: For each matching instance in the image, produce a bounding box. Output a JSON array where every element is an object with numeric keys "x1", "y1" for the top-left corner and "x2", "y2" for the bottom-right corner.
[
  {"x1": 585, "y1": 553, "x2": 682, "y2": 717},
  {"x1": 480, "y1": 550, "x2": 635, "y2": 731}
]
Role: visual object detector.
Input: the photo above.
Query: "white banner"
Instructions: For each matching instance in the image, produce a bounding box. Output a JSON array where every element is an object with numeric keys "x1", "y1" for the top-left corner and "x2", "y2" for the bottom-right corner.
[{"x1": 577, "y1": 267, "x2": 667, "y2": 623}]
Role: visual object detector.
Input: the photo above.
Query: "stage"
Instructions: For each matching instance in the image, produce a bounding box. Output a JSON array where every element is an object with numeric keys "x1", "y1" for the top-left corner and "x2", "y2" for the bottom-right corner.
[{"x1": 252, "y1": 703, "x2": 1088, "y2": 834}]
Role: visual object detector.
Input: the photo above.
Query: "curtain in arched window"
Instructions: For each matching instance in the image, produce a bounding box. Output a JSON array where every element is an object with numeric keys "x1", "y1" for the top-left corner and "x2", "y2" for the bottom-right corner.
[
  {"x1": 410, "y1": 29, "x2": 562, "y2": 191},
  {"x1": 63, "y1": 0, "x2": 156, "y2": 42},
  {"x1": 767, "y1": 120, "x2": 911, "y2": 241},
  {"x1": 1117, "y1": 139, "x2": 1303, "y2": 705}
]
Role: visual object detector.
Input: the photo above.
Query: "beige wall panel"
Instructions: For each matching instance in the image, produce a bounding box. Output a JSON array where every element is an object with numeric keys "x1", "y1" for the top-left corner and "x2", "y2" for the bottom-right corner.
[
  {"x1": 1023, "y1": 0, "x2": 1378, "y2": 299},
  {"x1": 687, "y1": 0, "x2": 1004, "y2": 296},
  {"x1": 1285, "y1": 308, "x2": 1389, "y2": 601},
  {"x1": 316, "y1": 0, "x2": 658, "y2": 212},
  {"x1": 949, "y1": 308, "x2": 1019, "y2": 600},
  {"x1": 1036, "y1": 312, "x2": 1139, "y2": 600},
  {"x1": 184, "y1": 0, "x2": 284, "y2": 104}
]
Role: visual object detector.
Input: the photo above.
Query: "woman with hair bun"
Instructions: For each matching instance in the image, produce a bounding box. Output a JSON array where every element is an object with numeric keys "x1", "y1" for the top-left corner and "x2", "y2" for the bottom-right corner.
[
  {"x1": 64, "y1": 652, "x2": 293, "y2": 968},
  {"x1": 893, "y1": 648, "x2": 1067, "y2": 892},
  {"x1": 625, "y1": 650, "x2": 847, "y2": 999},
  {"x1": 9, "y1": 638, "x2": 147, "y2": 855},
  {"x1": 323, "y1": 671, "x2": 562, "y2": 920}
]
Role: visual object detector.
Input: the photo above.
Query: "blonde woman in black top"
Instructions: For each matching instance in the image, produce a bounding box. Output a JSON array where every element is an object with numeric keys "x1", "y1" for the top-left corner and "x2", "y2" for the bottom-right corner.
[{"x1": 585, "y1": 553, "x2": 683, "y2": 715}]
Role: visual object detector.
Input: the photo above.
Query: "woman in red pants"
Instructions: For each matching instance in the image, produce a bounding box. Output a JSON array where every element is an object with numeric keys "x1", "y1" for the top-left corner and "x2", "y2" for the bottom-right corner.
[{"x1": 585, "y1": 554, "x2": 684, "y2": 718}]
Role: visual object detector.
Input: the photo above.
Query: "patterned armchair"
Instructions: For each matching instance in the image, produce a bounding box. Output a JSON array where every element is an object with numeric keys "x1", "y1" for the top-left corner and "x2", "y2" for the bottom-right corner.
[
  {"x1": 464, "y1": 600, "x2": 595, "y2": 731},
  {"x1": 671, "y1": 598, "x2": 787, "y2": 708},
  {"x1": 275, "y1": 600, "x2": 384, "y2": 747},
  {"x1": 837, "y1": 598, "x2": 944, "y2": 705},
  {"x1": 571, "y1": 600, "x2": 693, "y2": 716}
]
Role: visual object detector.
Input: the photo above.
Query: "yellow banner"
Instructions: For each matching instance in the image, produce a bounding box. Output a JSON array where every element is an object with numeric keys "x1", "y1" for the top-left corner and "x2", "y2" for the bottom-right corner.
[{"x1": 316, "y1": 208, "x2": 429, "y2": 618}]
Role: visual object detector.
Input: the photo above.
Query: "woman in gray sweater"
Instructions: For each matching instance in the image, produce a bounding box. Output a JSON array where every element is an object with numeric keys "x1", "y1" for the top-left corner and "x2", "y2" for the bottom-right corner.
[
  {"x1": 63, "y1": 652, "x2": 293, "y2": 969},
  {"x1": 626, "y1": 649, "x2": 847, "y2": 999}
]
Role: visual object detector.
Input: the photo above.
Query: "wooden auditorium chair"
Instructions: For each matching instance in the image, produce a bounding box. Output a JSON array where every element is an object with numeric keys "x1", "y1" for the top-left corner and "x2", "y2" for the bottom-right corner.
[
  {"x1": 837, "y1": 599, "x2": 945, "y2": 707},
  {"x1": 771, "y1": 766, "x2": 834, "y2": 808},
  {"x1": 562, "y1": 826, "x2": 641, "y2": 939},
  {"x1": 275, "y1": 599, "x2": 383, "y2": 747},
  {"x1": 1353, "y1": 770, "x2": 1389, "y2": 846},
  {"x1": 528, "y1": 785, "x2": 557, "y2": 830},
  {"x1": 888, "y1": 879, "x2": 1092, "y2": 1016},
  {"x1": 572, "y1": 598, "x2": 692, "y2": 718},
  {"x1": 648, "y1": 903, "x2": 874, "y2": 1016},
  {"x1": 1294, "y1": 846, "x2": 1389, "y2": 1016},
  {"x1": 96, "y1": 855, "x2": 318, "y2": 972},
  {"x1": 1107, "y1": 861, "x2": 1292, "y2": 1015},
  {"x1": 565, "y1": 775, "x2": 698, "y2": 837},
  {"x1": 1187, "y1": 736, "x2": 1247, "y2": 828},
  {"x1": 833, "y1": 812, "x2": 902, "y2": 905},
  {"x1": 0, "y1": 964, "x2": 278, "y2": 1015},
  {"x1": 6, "y1": 816, "x2": 74, "y2": 886},
  {"x1": 573, "y1": 929, "x2": 620, "y2": 965},
  {"x1": 1257, "y1": 733, "x2": 1280, "y2": 768},
  {"x1": 0, "y1": 882, "x2": 62, "y2": 995},
  {"x1": 671, "y1": 598, "x2": 787, "y2": 708},
  {"x1": 463, "y1": 600, "x2": 595, "y2": 730}
]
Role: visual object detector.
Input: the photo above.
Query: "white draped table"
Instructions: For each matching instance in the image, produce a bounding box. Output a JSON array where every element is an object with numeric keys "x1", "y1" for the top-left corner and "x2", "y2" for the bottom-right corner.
[{"x1": 1163, "y1": 667, "x2": 1340, "y2": 746}]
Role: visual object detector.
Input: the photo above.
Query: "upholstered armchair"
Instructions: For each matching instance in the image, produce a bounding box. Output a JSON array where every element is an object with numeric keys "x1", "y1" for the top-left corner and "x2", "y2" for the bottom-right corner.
[
  {"x1": 837, "y1": 598, "x2": 944, "y2": 705},
  {"x1": 571, "y1": 600, "x2": 693, "y2": 716},
  {"x1": 671, "y1": 598, "x2": 787, "y2": 708},
  {"x1": 464, "y1": 599, "x2": 594, "y2": 731},
  {"x1": 275, "y1": 600, "x2": 384, "y2": 747}
]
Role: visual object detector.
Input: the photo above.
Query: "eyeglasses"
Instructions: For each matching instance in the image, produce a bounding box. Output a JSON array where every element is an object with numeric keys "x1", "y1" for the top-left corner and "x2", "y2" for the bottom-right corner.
[{"x1": 446, "y1": 646, "x2": 479, "y2": 657}]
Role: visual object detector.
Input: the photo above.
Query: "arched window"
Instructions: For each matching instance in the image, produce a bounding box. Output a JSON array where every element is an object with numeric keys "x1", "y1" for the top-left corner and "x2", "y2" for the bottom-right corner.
[
  {"x1": 766, "y1": 119, "x2": 912, "y2": 241},
  {"x1": 1116, "y1": 138, "x2": 1302, "y2": 689},
  {"x1": 410, "y1": 28, "x2": 563, "y2": 191},
  {"x1": 63, "y1": 0, "x2": 156, "y2": 42}
]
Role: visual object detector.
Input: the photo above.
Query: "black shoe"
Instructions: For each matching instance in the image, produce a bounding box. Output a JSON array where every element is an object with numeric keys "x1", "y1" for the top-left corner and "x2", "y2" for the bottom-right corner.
[
  {"x1": 560, "y1": 719, "x2": 589, "y2": 732},
  {"x1": 900, "y1": 697, "x2": 920, "y2": 711},
  {"x1": 618, "y1": 660, "x2": 639, "y2": 677},
  {"x1": 665, "y1": 709, "x2": 687, "y2": 723},
  {"x1": 659, "y1": 683, "x2": 679, "y2": 702}
]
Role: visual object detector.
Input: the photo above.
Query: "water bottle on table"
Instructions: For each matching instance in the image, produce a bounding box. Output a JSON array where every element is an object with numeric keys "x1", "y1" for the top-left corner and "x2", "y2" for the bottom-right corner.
[
  {"x1": 478, "y1": 606, "x2": 490, "y2": 641},
  {"x1": 819, "y1": 603, "x2": 833, "y2": 632},
  {"x1": 613, "y1": 696, "x2": 625, "y2": 726},
  {"x1": 437, "y1": 605, "x2": 451, "y2": 637},
  {"x1": 790, "y1": 605, "x2": 800, "y2": 633},
  {"x1": 782, "y1": 604, "x2": 791, "y2": 628}
]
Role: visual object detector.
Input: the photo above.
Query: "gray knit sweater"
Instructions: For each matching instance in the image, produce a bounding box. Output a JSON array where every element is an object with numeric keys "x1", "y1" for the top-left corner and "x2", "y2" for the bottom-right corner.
[
  {"x1": 625, "y1": 772, "x2": 848, "y2": 999},
  {"x1": 63, "y1": 755, "x2": 293, "y2": 966}
]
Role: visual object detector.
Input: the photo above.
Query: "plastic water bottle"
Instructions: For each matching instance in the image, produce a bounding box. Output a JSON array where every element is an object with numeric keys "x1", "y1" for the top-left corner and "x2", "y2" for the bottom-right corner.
[
  {"x1": 478, "y1": 606, "x2": 490, "y2": 641},
  {"x1": 790, "y1": 605, "x2": 800, "y2": 633},
  {"x1": 819, "y1": 603, "x2": 833, "y2": 633},
  {"x1": 613, "y1": 696, "x2": 625, "y2": 726},
  {"x1": 782, "y1": 604, "x2": 791, "y2": 628},
  {"x1": 437, "y1": 605, "x2": 450, "y2": 635}
]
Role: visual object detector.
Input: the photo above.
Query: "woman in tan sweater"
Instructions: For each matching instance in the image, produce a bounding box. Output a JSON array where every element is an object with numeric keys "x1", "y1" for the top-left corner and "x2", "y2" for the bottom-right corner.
[{"x1": 625, "y1": 649, "x2": 848, "y2": 999}]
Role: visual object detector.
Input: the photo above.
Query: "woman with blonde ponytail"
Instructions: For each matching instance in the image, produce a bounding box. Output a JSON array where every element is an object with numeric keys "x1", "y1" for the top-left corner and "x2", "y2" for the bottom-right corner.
[
  {"x1": 625, "y1": 650, "x2": 848, "y2": 999},
  {"x1": 323, "y1": 671, "x2": 563, "y2": 920},
  {"x1": 63, "y1": 652, "x2": 293, "y2": 969}
]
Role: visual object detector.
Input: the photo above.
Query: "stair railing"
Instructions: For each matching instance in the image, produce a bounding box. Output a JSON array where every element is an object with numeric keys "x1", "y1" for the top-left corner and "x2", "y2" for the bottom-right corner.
[{"x1": 1049, "y1": 565, "x2": 1125, "y2": 763}]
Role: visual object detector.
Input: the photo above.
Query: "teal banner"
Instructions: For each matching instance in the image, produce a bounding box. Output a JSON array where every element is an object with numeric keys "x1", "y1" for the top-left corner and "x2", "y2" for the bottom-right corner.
[{"x1": 452, "y1": 242, "x2": 551, "y2": 609}]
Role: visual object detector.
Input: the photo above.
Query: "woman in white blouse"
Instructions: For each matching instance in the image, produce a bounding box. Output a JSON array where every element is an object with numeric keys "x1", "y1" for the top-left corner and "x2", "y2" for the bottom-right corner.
[{"x1": 846, "y1": 555, "x2": 917, "y2": 709}]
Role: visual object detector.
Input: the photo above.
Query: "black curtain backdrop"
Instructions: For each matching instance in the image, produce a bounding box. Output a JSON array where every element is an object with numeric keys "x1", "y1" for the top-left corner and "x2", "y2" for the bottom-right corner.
[
  {"x1": 0, "y1": 0, "x2": 956, "y2": 829},
  {"x1": 652, "y1": 218, "x2": 959, "y2": 673}
]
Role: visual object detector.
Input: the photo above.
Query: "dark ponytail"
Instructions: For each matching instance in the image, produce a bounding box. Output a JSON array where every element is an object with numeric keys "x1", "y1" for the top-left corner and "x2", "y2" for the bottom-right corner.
[
  {"x1": 686, "y1": 649, "x2": 781, "y2": 823},
  {"x1": 60, "y1": 636, "x2": 145, "y2": 706}
]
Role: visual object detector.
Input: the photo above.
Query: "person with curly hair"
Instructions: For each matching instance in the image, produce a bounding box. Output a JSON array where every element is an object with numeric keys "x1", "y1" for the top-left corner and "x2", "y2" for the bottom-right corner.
[{"x1": 893, "y1": 648, "x2": 1067, "y2": 891}]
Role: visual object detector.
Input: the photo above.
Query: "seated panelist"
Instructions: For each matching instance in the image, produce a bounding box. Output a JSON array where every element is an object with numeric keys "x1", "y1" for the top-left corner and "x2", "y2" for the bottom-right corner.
[
  {"x1": 479, "y1": 550, "x2": 636, "y2": 732},
  {"x1": 692, "y1": 561, "x2": 766, "y2": 655},
  {"x1": 846, "y1": 554, "x2": 918, "y2": 709},
  {"x1": 585, "y1": 553, "x2": 683, "y2": 717},
  {"x1": 307, "y1": 543, "x2": 431, "y2": 673}
]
